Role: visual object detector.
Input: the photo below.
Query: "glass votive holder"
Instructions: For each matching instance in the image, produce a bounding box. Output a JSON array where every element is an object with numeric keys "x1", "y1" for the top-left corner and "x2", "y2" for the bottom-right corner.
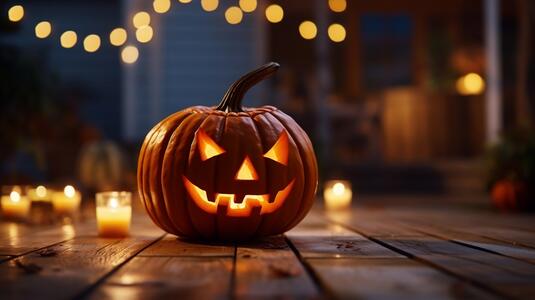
[
  {"x1": 96, "y1": 191, "x2": 132, "y2": 238},
  {"x1": 323, "y1": 180, "x2": 353, "y2": 211},
  {"x1": 26, "y1": 185, "x2": 51, "y2": 202},
  {"x1": 1, "y1": 186, "x2": 31, "y2": 220},
  {"x1": 52, "y1": 185, "x2": 81, "y2": 216}
]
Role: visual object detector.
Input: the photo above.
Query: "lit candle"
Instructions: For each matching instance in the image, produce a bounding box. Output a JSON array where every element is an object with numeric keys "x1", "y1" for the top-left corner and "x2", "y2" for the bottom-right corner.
[
  {"x1": 96, "y1": 191, "x2": 132, "y2": 238},
  {"x1": 1, "y1": 191, "x2": 31, "y2": 219},
  {"x1": 27, "y1": 185, "x2": 50, "y2": 202},
  {"x1": 52, "y1": 185, "x2": 81, "y2": 215},
  {"x1": 324, "y1": 180, "x2": 352, "y2": 210}
]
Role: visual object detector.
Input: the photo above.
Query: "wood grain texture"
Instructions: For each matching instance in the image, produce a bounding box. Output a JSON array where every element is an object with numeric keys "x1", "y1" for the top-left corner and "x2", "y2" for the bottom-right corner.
[
  {"x1": 139, "y1": 235, "x2": 234, "y2": 257},
  {"x1": 399, "y1": 220, "x2": 535, "y2": 263},
  {"x1": 0, "y1": 235, "x2": 163, "y2": 299},
  {"x1": 235, "y1": 236, "x2": 319, "y2": 299},
  {"x1": 287, "y1": 220, "x2": 402, "y2": 258},
  {"x1": 309, "y1": 258, "x2": 499, "y2": 300},
  {"x1": 0, "y1": 222, "x2": 95, "y2": 256},
  {"x1": 89, "y1": 257, "x2": 233, "y2": 300}
]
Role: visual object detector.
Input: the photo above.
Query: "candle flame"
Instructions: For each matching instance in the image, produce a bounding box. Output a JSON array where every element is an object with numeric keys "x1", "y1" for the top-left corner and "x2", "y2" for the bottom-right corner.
[
  {"x1": 332, "y1": 182, "x2": 345, "y2": 196},
  {"x1": 109, "y1": 198, "x2": 119, "y2": 209},
  {"x1": 36, "y1": 185, "x2": 47, "y2": 198},
  {"x1": 10, "y1": 191, "x2": 21, "y2": 203},
  {"x1": 64, "y1": 185, "x2": 76, "y2": 198}
]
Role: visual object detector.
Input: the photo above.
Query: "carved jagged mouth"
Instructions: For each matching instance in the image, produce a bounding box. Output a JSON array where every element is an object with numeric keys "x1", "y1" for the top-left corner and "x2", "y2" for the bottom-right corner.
[{"x1": 182, "y1": 176, "x2": 295, "y2": 217}]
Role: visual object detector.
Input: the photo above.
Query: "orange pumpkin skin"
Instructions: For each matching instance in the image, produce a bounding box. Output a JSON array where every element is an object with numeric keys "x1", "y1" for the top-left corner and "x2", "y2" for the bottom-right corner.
[
  {"x1": 491, "y1": 180, "x2": 527, "y2": 211},
  {"x1": 137, "y1": 63, "x2": 318, "y2": 240}
]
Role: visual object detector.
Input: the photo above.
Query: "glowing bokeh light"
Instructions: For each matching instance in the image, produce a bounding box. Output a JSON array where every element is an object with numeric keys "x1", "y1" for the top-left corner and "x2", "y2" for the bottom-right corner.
[
  {"x1": 136, "y1": 25, "x2": 154, "y2": 43},
  {"x1": 328, "y1": 0, "x2": 347, "y2": 12},
  {"x1": 299, "y1": 21, "x2": 317, "y2": 40},
  {"x1": 60, "y1": 31, "x2": 77, "y2": 48},
  {"x1": 201, "y1": 0, "x2": 218, "y2": 12},
  {"x1": 109, "y1": 28, "x2": 127, "y2": 46},
  {"x1": 265, "y1": 4, "x2": 284, "y2": 23},
  {"x1": 35, "y1": 21, "x2": 52, "y2": 39},
  {"x1": 328, "y1": 23, "x2": 346, "y2": 42},
  {"x1": 121, "y1": 46, "x2": 139, "y2": 64},
  {"x1": 83, "y1": 35, "x2": 101, "y2": 52},
  {"x1": 225, "y1": 6, "x2": 243, "y2": 25},
  {"x1": 153, "y1": 0, "x2": 171, "y2": 13},
  {"x1": 133, "y1": 11, "x2": 151, "y2": 28},
  {"x1": 8, "y1": 5, "x2": 24, "y2": 22},
  {"x1": 239, "y1": 0, "x2": 257, "y2": 13}
]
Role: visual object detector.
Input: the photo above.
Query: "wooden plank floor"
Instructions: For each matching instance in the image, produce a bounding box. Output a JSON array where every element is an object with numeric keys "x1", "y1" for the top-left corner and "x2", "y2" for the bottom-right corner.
[{"x1": 1, "y1": 204, "x2": 535, "y2": 299}]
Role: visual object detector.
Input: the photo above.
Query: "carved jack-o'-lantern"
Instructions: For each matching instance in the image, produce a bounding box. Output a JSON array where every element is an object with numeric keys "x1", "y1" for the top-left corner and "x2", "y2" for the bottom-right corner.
[{"x1": 137, "y1": 63, "x2": 318, "y2": 240}]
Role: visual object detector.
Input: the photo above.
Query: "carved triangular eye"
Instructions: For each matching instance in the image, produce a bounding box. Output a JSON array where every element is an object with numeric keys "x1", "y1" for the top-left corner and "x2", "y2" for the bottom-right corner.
[
  {"x1": 197, "y1": 129, "x2": 225, "y2": 161},
  {"x1": 263, "y1": 131, "x2": 289, "y2": 165}
]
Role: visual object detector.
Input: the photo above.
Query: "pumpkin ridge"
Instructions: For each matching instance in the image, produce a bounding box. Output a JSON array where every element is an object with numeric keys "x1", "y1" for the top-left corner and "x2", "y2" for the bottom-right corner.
[
  {"x1": 165, "y1": 113, "x2": 208, "y2": 237},
  {"x1": 146, "y1": 112, "x2": 191, "y2": 233},
  {"x1": 262, "y1": 111, "x2": 306, "y2": 233},
  {"x1": 141, "y1": 116, "x2": 177, "y2": 231},
  {"x1": 139, "y1": 111, "x2": 181, "y2": 227},
  {"x1": 270, "y1": 110, "x2": 318, "y2": 231}
]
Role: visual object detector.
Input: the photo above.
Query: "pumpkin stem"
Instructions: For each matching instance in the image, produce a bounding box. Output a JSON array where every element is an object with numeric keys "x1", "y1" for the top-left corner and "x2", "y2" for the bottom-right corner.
[{"x1": 217, "y1": 62, "x2": 280, "y2": 112}]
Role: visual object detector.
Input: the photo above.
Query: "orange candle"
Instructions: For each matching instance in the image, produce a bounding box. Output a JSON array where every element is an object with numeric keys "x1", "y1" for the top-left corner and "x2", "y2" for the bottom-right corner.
[
  {"x1": 52, "y1": 185, "x2": 81, "y2": 215},
  {"x1": 1, "y1": 191, "x2": 30, "y2": 219}
]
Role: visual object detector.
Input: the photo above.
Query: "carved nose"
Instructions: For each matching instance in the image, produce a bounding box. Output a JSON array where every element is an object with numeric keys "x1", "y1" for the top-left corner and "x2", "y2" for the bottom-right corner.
[{"x1": 235, "y1": 156, "x2": 258, "y2": 180}]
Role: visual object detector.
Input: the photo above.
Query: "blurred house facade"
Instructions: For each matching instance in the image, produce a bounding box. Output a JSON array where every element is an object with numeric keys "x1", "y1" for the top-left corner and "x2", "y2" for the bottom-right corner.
[{"x1": 1, "y1": 0, "x2": 531, "y2": 195}]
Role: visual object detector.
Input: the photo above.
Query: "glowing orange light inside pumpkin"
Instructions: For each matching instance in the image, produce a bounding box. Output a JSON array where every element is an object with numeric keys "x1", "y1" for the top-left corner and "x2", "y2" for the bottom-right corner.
[
  {"x1": 264, "y1": 131, "x2": 289, "y2": 165},
  {"x1": 197, "y1": 129, "x2": 225, "y2": 161},
  {"x1": 182, "y1": 176, "x2": 295, "y2": 217},
  {"x1": 235, "y1": 156, "x2": 258, "y2": 180}
]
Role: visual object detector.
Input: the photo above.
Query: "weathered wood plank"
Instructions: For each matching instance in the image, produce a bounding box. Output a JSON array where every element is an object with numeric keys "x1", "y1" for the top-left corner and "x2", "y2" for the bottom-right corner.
[
  {"x1": 287, "y1": 221, "x2": 403, "y2": 258},
  {"x1": 368, "y1": 236, "x2": 535, "y2": 298},
  {"x1": 89, "y1": 257, "x2": 233, "y2": 300},
  {"x1": 309, "y1": 258, "x2": 499, "y2": 300},
  {"x1": 0, "y1": 222, "x2": 95, "y2": 256},
  {"x1": 0, "y1": 234, "x2": 164, "y2": 299},
  {"x1": 326, "y1": 211, "x2": 423, "y2": 237},
  {"x1": 139, "y1": 236, "x2": 234, "y2": 257},
  {"x1": 399, "y1": 220, "x2": 535, "y2": 263},
  {"x1": 235, "y1": 236, "x2": 319, "y2": 299}
]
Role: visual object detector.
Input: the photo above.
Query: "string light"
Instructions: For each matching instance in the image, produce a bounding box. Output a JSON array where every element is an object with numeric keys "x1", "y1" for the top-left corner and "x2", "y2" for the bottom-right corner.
[
  {"x1": 121, "y1": 45, "x2": 139, "y2": 64},
  {"x1": 328, "y1": 23, "x2": 346, "y2": 42},
  {"x1": 8, "y1": 5, "x2": 24, "y2": 22},
  {"x1": 456, "y1": 73, "x2": 485, "y2": 95},
  {"x1": 328, "y1": 0, "x2": 346, "y2": 13},
  {"x1": 201, "y1": 0, "x2": 218, "y2": 12},
  {"x1": 136, "y1": 25, "x2": 153, "y2": 43},
  {"x1": 225, "y1": 6, "x2": 243, "y2": 25},
  {"x1": 265, "y1": 4, "x2": 283, "y2": 23},
  {"x1": 109, "y1": 28, "x2": 127, "y2": 46},
  {"x1": 299, "y1": 21, "x2": 317, "y2": 40},
  {"x1": 35, "y1": 21, "x2": 52, "y2": 39},
  {"x1": 60, "y1": 31, "x2": 77, "y2": 48},
  {"x1": 153, "y1": 0, "x2": 171, "y2": 14},
  {"x1": 133, "y1": 11, "x2": 150, "y2": 28},
  {"x1": 83, "y1": 34, "x2": 101, "y2": 52},
  {"x1": 178, "y1": 0, "x2": 192, "y2": 3},
  {"x1": 239, "y1": 0, "x2": 257, "y2": 13}
]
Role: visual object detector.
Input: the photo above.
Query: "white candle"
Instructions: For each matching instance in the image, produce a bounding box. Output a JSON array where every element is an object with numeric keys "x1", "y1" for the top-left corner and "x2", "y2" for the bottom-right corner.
[
  {"x1": 96, "y1": 192, "x2": 132, "y2": 237},
  {"x1": 1, "y1": 191, "x2": 30, "y2": 219},
  {"x1": 52, "y1": 185, "x2": 81, "y2": 215},
  {"x1": 324, "y1": 180, "x2": 352, "y2": 210}
]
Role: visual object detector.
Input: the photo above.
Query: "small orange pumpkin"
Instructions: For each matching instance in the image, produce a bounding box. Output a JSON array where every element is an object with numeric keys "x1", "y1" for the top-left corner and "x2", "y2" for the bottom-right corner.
[
  {"x1": 491, "y1": 179, "x2": 527, "y2": 211},
  {"x1": 137, "y1": 62, "x2": 318, "y2": 240}
]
